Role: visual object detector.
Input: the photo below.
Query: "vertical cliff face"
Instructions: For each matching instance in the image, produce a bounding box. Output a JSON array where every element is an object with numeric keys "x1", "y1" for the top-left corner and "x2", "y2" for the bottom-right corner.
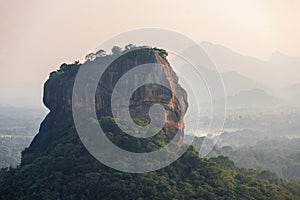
[{"x1": 28, "y1": 48, "x2": 187, "y2": 156}]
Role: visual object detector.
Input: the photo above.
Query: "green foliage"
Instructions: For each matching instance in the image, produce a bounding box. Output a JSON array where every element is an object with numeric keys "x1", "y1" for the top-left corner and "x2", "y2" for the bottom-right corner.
[
  {"x1": 0, "y1": 115, "x2": 299, "y2": 199},
  {"x1": 151, "y1": 47, "x2": 168, "y2": 59},
  {"x1": 50, "y1": 44, "x2": 169, "y2": 79},
  {"x1": 49, "y1": 62, "x2": 80, "y2": 79},
  {"x1": 111, "y1": 46, "x2": 122, "y2": 55},
  {"x1": 214, "y1": 137, "x2": 300, "y2": 179},
  {"x1": 0, "y1": 107, "x2": 45, "y2": 168},
  {"x1": 99, "y1": 116, "x2": 166, "y2": 153},
  {"x1": 0, "y1": 137, "x2": 32, "y2": 168},
  {"x1": 210, "y1": 155, "x2": 235, "y2": 169}
]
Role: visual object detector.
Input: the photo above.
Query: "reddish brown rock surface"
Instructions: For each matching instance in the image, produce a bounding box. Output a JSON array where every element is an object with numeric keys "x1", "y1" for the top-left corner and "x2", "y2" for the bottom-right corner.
[{"x1": 42, "y1": 48, "x2": 188, "y2": 146}]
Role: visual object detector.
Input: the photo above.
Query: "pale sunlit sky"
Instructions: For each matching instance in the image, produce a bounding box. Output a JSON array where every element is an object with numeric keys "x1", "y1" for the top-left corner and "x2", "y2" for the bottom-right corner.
[{"x1": 0, "y1": 0, "x2": 299, "y2": 107}]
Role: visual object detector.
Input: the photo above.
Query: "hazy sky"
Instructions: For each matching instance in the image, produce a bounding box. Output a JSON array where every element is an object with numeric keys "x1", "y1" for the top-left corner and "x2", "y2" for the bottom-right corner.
[{"x1": 0, "y1": 0, "x2": 300, "y2": 107}]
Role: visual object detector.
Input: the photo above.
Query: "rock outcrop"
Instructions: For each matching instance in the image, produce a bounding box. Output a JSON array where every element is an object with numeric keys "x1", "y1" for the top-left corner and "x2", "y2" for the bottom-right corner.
[{"x1": 29, "y1": 47, "x2": 187, "y2": 156}]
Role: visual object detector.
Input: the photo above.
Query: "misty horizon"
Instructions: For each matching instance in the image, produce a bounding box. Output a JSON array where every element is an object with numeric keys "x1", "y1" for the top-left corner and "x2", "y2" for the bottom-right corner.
[{"x1": 1, "y1": 41, "x2": 299, "y2": 108}]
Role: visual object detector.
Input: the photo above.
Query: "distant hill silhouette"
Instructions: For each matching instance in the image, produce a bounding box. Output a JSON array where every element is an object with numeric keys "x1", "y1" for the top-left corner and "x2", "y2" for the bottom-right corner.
[
  {"x1": 214, "y1": 89, "x2": 281, "y2": 107},
  {"x1": 221, "y1": 71, "x2": 267, "y2": 96},
  {"x1": 201, "y1": 42, "x2": 300, "y2": 88}
]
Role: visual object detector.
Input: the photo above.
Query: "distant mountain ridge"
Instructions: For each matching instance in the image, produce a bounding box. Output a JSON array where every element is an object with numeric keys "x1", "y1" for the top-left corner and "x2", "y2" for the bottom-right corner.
[
  {"x1": 227, "y1": 89, "x2": 281, "y2": 107},
  {"x1": 201, "y1": 42, "x2": 300, "y2": 88},
  {"x1": 213, "y1": 88, "x2": 281, "y2": 107},
  {"x1": 220, "y1": 71, "x2": 267, "y2": 96}
]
